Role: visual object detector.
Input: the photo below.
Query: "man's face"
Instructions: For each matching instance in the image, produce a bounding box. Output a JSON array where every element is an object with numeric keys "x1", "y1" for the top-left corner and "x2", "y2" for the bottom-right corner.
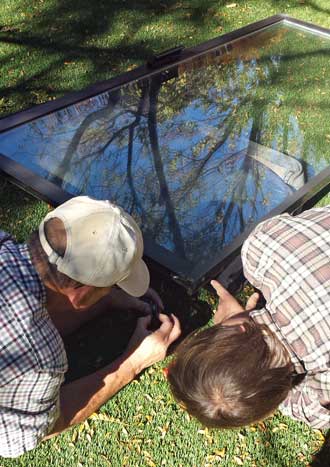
[{"x1": 63, "y1": 284, "x2": 113, "y2": 309}]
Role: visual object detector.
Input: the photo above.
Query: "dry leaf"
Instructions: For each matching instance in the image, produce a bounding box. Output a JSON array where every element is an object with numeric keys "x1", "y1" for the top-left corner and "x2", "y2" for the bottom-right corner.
[
  {"x1": 78, "y1": 423, "x2": 85, "y2": 433},
  {"x1": 214, "y1": 448, "x2": 226, "y2": 457},
  {"x1": 100, "y1": 455, "x2": 112, "y2": 466},
  {"x1": 233, "y1": 456, "x2": 244, "y2": 465}
]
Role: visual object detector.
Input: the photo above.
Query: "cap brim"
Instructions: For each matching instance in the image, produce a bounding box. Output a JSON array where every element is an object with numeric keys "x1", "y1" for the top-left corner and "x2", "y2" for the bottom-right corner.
[{"x1": 116, "y1": 259, "x2": 150, "y2": 297}]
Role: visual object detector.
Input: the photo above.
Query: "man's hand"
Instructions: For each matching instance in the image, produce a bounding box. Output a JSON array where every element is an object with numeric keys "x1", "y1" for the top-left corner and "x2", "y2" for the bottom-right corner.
[
  {"x1": 48, "y1": 312, "x2": 180, "y2": 437},
  {"x1": 125, "y1": 313, "x2": 181, "y2": 375},
  {"x1": 141, "y1": 288, "x2": 164, "y2": 311},
  {"x1": 211, "y1": 280, "x2": 259, "y2": 325},
  {"x1": 47, "y1": 311, "x2": 179, "y2": 438}
]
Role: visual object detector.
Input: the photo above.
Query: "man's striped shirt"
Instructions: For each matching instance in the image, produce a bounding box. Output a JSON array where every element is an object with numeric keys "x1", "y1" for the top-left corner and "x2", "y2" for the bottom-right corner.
[{"x1": 242, "y1": 207, "x2": 330, "y2": 428}]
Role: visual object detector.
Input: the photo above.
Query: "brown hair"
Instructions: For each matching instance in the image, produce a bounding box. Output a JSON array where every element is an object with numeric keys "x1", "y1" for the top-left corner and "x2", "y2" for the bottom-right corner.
[
  {"x1": 168, "y1": 320, "x2": 298, "y2": 428},
  {"x1": 27, "y1": 218, "x2": 82, "y2": 289}
]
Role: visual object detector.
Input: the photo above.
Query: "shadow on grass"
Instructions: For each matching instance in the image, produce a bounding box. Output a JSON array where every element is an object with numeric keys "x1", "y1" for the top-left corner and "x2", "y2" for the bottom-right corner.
[
  {"x1": 0, "y1": 177, "x2": 49, "y2": 241},
  {"x1": 0, "y1": 0, "x2": 235, "y2": 115},
  {"x1": 311, "y1": 430, "x2": 330, "y2": 467},
  {"x1": 64, "y1": 271, "x2": 212, "y2": 383}
]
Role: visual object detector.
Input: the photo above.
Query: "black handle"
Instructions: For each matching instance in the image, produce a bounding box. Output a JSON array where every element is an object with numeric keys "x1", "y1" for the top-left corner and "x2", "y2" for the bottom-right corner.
[{"x1": 147, "y1": 46, "x2": 185, "y2": 69}]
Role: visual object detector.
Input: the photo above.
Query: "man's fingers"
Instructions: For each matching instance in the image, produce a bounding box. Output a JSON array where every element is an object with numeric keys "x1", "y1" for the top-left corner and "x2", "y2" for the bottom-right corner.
[
  {"x1": 245, "y1": 292, "x2": 259, "y2": 311},
  {"x1": 157, "y1": 313, "x2": 173, "y2": 331},
  {"x1": 168, "y1": 314, "x2": 181, "y2": 342},
  {"x1": 210, "y1": 279, "x2": 231, "y2": 298},
  {"x1": 156, "y1": 313, "x2": 181, "y2": 343},
  {"x1": 156, "y1": 313, "x2": 180, "y2": 338}
]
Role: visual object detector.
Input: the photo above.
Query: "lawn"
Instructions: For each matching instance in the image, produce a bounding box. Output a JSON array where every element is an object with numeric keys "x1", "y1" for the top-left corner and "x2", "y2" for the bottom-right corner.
[{"x1": 1, "y1": 1, "x2": 330, "y2": 466}]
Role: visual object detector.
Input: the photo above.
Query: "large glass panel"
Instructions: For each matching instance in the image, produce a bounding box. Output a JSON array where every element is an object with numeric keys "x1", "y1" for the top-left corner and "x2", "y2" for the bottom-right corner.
[{"x1": 1, "y1": 20, "x2": 330, "y2": 280}]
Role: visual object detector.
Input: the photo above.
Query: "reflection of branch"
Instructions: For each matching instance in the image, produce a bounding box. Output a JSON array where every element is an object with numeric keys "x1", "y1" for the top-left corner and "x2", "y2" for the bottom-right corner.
[
  {"x1": 77, "y1": 109, "x2": 141, "y2": 148},
  {"x1": 50, "y1": 98, "x2": 117, "y2": 182},
  {"x1": 148, "y1": 78, "x2": 186, "y2": 258},
  {"x1": 126, "y1": 84, "x2": 149, "y2": 222},
  {"x1": 177, "y1": 117, "x2": 237, "y2": 204},
  {"x1": 217, "y1": 156, "x2": 256, "y2": 247},
  {"x1": 71, "y1": 120, "x2": 136, "y2": 164}
]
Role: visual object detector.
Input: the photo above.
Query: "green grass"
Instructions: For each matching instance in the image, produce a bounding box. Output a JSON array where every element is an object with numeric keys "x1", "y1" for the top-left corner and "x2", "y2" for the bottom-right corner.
[
  {"x1": 1, "y1": 1, "x2": 330, "y2": 465},
  {"x1": 1, "y1": 366, "x2": 324, "y2": 467}
]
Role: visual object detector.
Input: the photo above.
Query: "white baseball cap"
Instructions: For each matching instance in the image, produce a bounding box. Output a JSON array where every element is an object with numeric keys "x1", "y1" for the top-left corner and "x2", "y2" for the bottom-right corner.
[{"x1": 38, "y1": 196, "x2": 150, "y2": 296}]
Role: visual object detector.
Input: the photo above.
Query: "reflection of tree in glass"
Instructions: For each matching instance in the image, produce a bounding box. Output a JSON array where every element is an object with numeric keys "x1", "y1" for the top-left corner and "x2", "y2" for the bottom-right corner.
[{"x1": 5, "y1": 23, "x2": 330, "y2": 264}]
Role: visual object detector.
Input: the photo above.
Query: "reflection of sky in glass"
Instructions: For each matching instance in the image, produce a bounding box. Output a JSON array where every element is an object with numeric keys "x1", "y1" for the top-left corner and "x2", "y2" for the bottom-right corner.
[{"x1": 1, "y1": 21, "x2": 330, "y2": 270}]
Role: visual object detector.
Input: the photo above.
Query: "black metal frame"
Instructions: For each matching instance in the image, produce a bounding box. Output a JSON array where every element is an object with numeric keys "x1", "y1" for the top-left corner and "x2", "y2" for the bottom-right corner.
[{"x1": 1, "y1": 14, "x2": 330, "y2": 294}]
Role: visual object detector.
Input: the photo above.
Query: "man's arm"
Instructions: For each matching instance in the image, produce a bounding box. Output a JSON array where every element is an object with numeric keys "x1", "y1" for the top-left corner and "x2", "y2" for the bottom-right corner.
[{"x1": 46, "y1": 313, "x2": 180, "y2": 437}]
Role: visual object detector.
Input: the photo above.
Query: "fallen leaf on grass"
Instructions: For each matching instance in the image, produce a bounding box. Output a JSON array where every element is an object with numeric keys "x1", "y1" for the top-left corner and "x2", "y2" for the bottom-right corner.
[
  {"x1": 126, "y1": 64, "x2": 138, "y2": 72},
  {"x1": 278, "y1": 423, "x2": 288, "y2": 430},
  {"x1": 89, "y1": 412, "x2": 122, "y2": 424},
  {"x1": 214, "y1": 448, "x2": 226, "y2": 457},
  {"x1": 226, "y1": 3, "x2": 237, "y2": 7},
  {"x1": 157, "y1": 423, "x2": 170, "y2": 438},
  {"x1": 233, "y1": 456, "x2": 244, "y2": 465},
  {"x1": 100, "y1": 455, "x2": 112, "y2": 466},
  {"x1": 313, "y1": 430, "x2": 325, "y2": 442},
  {"x1": 78, "y1": 423, "x2": 86, "y2": 433}
]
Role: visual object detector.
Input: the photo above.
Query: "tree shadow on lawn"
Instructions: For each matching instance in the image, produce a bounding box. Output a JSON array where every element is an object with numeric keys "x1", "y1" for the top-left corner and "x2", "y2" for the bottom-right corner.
[
  {"x1": 0, "y1": 0, "x2": 234, "y2": 115},
  {"x1": 64, "y1": 271, "x2": 212, "y2": 383}
]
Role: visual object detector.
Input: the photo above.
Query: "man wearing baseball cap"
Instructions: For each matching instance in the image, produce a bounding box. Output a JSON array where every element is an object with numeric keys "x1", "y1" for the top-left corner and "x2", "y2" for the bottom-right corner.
[{"x1": 0, "y1": 196, "x2": 181, "y2": 458}]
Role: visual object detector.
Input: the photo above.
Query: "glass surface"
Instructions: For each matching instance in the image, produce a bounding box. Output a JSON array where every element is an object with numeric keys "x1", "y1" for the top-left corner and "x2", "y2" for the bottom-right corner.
[{"x1": 1, "y1": 20, "x2": 330, "y2": 278}]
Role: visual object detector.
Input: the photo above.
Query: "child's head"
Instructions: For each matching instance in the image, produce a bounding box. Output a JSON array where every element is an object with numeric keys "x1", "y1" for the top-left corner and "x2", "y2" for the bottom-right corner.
[{"x1": 167, "y1": 320, "x2": 294, "y2": 428}]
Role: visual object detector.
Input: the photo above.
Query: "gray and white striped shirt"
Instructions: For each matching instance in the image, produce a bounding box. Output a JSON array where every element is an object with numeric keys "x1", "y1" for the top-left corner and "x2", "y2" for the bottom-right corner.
[{"x1": 242, "y1": 207, "x2": 330, "y2": 428}]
